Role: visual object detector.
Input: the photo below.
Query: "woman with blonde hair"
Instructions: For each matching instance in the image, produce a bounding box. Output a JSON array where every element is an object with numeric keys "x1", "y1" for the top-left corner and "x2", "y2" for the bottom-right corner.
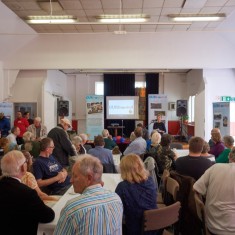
[{"x1": 115, "y1": 154, "x2": 157, "y2": 235}]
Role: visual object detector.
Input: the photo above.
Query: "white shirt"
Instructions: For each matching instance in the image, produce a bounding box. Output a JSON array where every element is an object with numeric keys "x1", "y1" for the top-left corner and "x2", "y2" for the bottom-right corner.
[{"x1": 193, "y1": 163, "x2": 235, "y2": 235}]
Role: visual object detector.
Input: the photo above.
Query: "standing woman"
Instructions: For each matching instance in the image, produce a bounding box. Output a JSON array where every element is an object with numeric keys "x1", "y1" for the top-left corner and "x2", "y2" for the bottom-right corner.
[
  {"x1": 153, "y1": 114, "x2": 166, "y2": 136},
  {"x1": 115, "y1": 154, "x2": 157, "y2": 235}
]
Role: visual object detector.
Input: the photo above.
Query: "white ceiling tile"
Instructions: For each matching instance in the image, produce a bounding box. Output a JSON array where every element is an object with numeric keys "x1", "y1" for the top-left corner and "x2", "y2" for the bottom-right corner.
[
  {"x1": 122, "y1": 8, "x2": 142, "y2": 14},
  {"x1": 180, "y1": 8, "x2": 201, "y2": 14},
  {"x1": 219, "y1": 6, "x2": 235, "y2": 15},
  {"x1": 101, "y1": 0, "x2": 121, "y2": 8},
  {"x1": 59, "y1": 24, "x2": 77, "y2": 30},
  {"x1": 157, "y1": 25, "x2": 174, "y2": 29},
  {"x1": 59, "y1": 1, "x2": 83, "y2": 10},
  {"x1": 143, "y1": 8, "x2": 161, "y2": 15},
  {"x1": 143, "y1": 0, "x2": 164, "y2": 8},
  {"x1": 205, "y1": 0, "x2": 228, "y2": 7},
  {"x1": 84, "y1": 9, "x2": 104, "y2": 17},
  {"x1": 61, "y1": 29, "x2": 79, "y2": 33},
  {"x1": 124, "y1": 25, "x2": 141, "y2": 29},
  {"x1": 226, "y1": 0, "x2": 235, "y2": 6},
  {"x1": 103, "y1": 8, "x2": 120, "y2": 14},
  {"x1": 123, "y1": 0, "x2": 143, "y2": 9},
  {"x1": 140, "y1": 25, "x2": 156, "y2": 29},
  {"x1": 161, "y1": 7, "x2": 181, "y2": 15},
  {"x1": 156, "y1": 28, "x2": 172, "y2": 31},
  {"x1": 91, "y1": 25, "x2": 109, "y2": 30},
  {"x1": 75, "y1": 25, "x2": 92, "y2": 30},
  {"x1": 80, "y1": 0, "x2": 102, "y2": 9},
  {"x1": 190, "y1": 22, "x2": 209, "y2": 28},
  {"x1": 65, "y1": 10, "x2": 86, "y2": 17},
  {"x1": 199, "y1": 6, "x2": 221, "y2": 13},
  {"x1": 163, "y1": 0, "x2": 184, "y2": 8},
  {"x1": 203, "y1": 27, "x2": 216, "y2": 31},
  {"x1": 172, "y1": 24, "x2": 191, "y2": 30},
  {"x1": 140, "y1": 28, "x2": 155, "y2": 32}
]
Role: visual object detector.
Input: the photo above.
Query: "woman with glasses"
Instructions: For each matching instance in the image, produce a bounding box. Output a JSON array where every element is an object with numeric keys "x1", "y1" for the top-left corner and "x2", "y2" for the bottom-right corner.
[{"x1": 21, "y1": 150, "x2": 59, "y2": 202}]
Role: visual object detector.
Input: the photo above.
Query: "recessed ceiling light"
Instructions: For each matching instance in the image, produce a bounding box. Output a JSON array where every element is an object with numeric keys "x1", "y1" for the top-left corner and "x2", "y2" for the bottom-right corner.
[
  {"x1": 168, "y1": 13, "x2": 226, "y2": 22},
  {"x1": 96, "y1": 14, "x2": 150, "y2": 23},
  {"x1": 26, "y1": 15, "x2": 77, "y2": 24}
]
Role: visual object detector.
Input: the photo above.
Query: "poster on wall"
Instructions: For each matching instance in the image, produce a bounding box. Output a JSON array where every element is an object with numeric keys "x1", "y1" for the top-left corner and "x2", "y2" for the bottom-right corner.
[
  {"x1": 213, "y1": 102, "x2": 230, "y2": 137},
  {"x1": 86, "y1": 95, "x2": 104, "y2": 140},
  {"x1": 0, "y1": 102, "x2": 14, "y2": 127},
  {"x1": 148, "y1": 94, "x2": 168, "y2": 134}
]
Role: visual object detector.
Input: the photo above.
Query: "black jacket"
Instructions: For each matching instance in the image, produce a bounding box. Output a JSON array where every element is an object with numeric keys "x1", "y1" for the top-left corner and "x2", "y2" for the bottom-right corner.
[{"x1": 0, "y1": 177, "x2": 55, "y2": 235}]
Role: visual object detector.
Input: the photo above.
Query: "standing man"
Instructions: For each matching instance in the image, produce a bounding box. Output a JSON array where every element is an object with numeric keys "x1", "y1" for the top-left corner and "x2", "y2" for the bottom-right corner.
[
  {"x1": 0, "y1": 112, "x2": 10, "y2": 137},
  {"x1": 193, "y1": 147, "x2": 235, "y2": 235},
  {"x1": 27, "y1": 116, "x2": 47, "y2": 141},
  {"x1": 14, "y1": 111, "x2": 29, "y2": 145},
  {"x1": 0, "y1": 150, "x2": 55, "y2": 235},
  {"x1": 47, "y1": 118, "x2": 76, "y2": 167},
  {"x1": 54, "y1": 155, "x2": 123, "y2": 235},
  {"x1": 33, "y1": 137, "x2": 71, "y2": 195},
  {"x1": 175, "y1": 136, "x2": 212, "y2": 180}
]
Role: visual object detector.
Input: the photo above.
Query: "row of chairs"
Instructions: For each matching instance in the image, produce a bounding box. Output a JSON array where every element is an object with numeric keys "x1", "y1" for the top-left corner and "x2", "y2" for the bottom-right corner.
[{"x1": 144, "y1": 169, "x2": 211, "y2": 235}]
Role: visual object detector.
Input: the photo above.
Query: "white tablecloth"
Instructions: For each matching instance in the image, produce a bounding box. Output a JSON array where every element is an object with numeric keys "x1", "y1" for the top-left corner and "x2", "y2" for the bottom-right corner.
[
  {"x1": 37, "y1": 173, "x2": 122, "y2": 235},
  {"x1": 175, "y1": 149, "x2": 215, "y2": 161}
]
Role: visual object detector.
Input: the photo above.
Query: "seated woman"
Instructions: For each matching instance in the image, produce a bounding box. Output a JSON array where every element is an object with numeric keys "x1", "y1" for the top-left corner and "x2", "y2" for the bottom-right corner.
[
  {"x1": 148, "y1": 132, "x2": 162, "y2": 157},
  {"x1": 21, "y1": 150, "x2": 59, "y2": 202},
  {"x1": 115, "y1": 154, "x2": 157, "y2": 235},
  {"x1": 216, "y1": 135, "x2": 234, "y2": 163},
  {"x1": 155, "y1": 134, "x2": 177, "y2": 174},
  {"x1": 209, "y1": 131, "x2": 225, "y2": 159},
  {"x1": 201, "y1": 141, "x2": 215, "y2": 159}
]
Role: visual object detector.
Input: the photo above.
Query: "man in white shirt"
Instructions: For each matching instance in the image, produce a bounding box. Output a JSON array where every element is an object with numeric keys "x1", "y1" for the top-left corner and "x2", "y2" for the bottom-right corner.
[
  {"x1": 7, "y1": 126, "x2": 20, "y2": 145},
  {"x1": 193, "y1": 147, "x2": 235, "y2": 235}
]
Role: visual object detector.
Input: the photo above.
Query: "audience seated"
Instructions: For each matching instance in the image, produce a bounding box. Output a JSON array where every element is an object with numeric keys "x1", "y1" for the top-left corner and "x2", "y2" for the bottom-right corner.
[
  {"x1": 27, "y1": 116, "x2": 47, "y2": 141},
  {"x1": 176, "y1": 136, "x2": 212, "y2": 180},
  {"x1": 21, "y1": 150, "x2": 59, "y2": 202},
  {"x1": 200, "y1": 141, "x2": 215, "y2": 159},
  {"x1": 208, "y1": 130, "x2": 225, "y2": 159},
  {"x1": 123, "y1": 127, "x2": 146, "y2": 156},
  {"x1": 146, "y1": 129, "x2": 158, "y2": 151},
  {"x1": 115, "y1": 154, "x2": 157, "y2": 235},
  {"x1": 0, "y1": 150, "x2": 54, "y2": 235},
  {"x1": 7, "y1": 126, "x2": 20, "y2": 147},
  {"x1": 193, "y1": 147, "x2": 235, "y2": 235},
  {"x1": 79, "y1": 133, "x2": 92, "y2": 152},
  {"x1": 72, "y1": 135, "x2": 86, "y2": 155},
  {"x1": 216, "y1": 135, "x2": 234, "y2": 163},
  {"x1": 129, "y1": 131, "x2": 136, "y2": 142},
  {"x1": 88, "y1": 135, "x2": 115, "y2": 172},
  {"x1": 136, "y1": 122, "x2": 149, "y2": 140},
  {"x1": 102, "y1": 129, "x2": 117, "y2": 150},
  {"x1": 33, "y1": 137, "x2": 71, "y2": 195},
  {"x1": 54, "y1": 155, "x2": 123, "y2": 235},
  {"x1": 208, "y1": 128, "x2": 220, "y2": 148},
  {"x1": 21, "y1": 131, "x2": 41, "y2": 158}
]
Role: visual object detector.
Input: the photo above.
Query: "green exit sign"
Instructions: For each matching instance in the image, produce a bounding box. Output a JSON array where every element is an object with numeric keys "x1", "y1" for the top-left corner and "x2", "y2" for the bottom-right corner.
[{"x1": 221, "y1": 96, "x2": 235, "y2": 101}]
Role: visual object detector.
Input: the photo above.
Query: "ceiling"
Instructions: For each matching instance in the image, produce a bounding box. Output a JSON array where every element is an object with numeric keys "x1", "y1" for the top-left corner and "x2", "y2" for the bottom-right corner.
[{"x1": 2, "y1": 0, "x2": 235, "y2": 34}]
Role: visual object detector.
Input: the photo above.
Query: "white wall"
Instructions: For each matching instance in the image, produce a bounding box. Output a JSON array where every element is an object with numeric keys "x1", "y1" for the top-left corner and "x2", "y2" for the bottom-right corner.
[{"x1": 203, "y1": 69, "x2": 235, "y2": 141}]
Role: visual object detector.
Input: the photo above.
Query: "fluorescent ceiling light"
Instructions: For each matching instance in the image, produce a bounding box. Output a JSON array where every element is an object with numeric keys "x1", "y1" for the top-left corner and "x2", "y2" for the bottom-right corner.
[
  {"x1": 168, "y1": 13, "x2": 226, "y2": 22},
  {"x1": 26, "y1": 15, "x2": 77, "y2": 24},
  {"x1": 96, "y1": 14, "x2": 150, "y2": 23}
]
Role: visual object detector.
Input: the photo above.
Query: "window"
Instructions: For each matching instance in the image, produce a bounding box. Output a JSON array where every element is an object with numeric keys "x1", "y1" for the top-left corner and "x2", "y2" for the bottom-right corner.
[
  {"x1": 188, "y1": 95, "x2": 195, "y2": 122},
  {"x1": 95, "y1": 82, "x2": 104, "y2": 95},
  {"x1": 135, "y1": 81, "x2": 146, "y2": 88}
]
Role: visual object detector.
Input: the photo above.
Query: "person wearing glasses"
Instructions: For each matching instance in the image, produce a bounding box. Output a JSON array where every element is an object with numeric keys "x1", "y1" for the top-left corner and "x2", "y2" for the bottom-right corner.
[
  {"x1": 0, "y1": 150, "x2": 54, "y2": 235},
  {"x1": 33, "y1": 137, "x2": 71, "y2": 195}
]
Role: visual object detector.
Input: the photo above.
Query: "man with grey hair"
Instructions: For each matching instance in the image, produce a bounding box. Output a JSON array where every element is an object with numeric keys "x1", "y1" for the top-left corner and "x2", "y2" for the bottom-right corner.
[
  {"x1": 216, "y1": 135, "x2": 234, "y2": 163},
  {"x1": 27, "y1": 116, "x2": 47, "y2": 141},
  {"x1": 54, "y1": 154, "x2": 123, "y2": 235},
  {"x1": 123, "y1": 127, "x2": 146, "y2": 156},
  {"x1": 0, "y1": 150, "x2": 54, "y2": 235},
  {"x1": 193, "y1": 147, "x2": 235, "y2": 235},
  {"x1": 79, "y1": 133, "x2": 92, "y2": 152}
]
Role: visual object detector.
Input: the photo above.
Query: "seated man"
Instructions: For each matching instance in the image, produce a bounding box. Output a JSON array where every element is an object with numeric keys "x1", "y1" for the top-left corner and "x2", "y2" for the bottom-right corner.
[
  {"x1": 123, "y1": 127, "x2": 146, "y2": 156},
  {"x1": 27, "y1": 116, "x2": 47, "y2": 141},
  {"x1": 54, "y1": 155, "x2": 123, "y2": 235},
  {"x1": 0, "y1": 150, "x2": 54, "y2": 235},
  {"x1": 193, "y1": 147, "x2": 235, "y2": 235},
  {"x1": 88, "y1": 135, "x2": 115, "y2": 165},
  {"x1": 175, "y1": 136, "x2": 212, "y2": 180},
  {"x1": 79, "y1": 133, "x2": 92, "y2": 152},
  {"x1": 102, "y1": 129, "x2": 117, "y2": 150},
  {"x1": 33, "y1": 137, "x2": 71, "y2": 195}
]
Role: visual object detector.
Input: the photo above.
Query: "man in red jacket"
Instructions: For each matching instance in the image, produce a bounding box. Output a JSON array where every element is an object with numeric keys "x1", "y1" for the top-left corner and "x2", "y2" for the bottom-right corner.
[{"x1": 14, "y1": 111, "x2": 29, "y2": 145}]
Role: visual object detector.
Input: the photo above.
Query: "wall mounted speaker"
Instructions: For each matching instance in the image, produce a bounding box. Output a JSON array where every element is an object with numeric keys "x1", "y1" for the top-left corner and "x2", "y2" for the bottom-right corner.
[
  {"x1": 176, "y1": 100, "x2": 187, "y2": 116},
  {"x1": 58, "y1": 100, "x2": 69, "y2": 116}
]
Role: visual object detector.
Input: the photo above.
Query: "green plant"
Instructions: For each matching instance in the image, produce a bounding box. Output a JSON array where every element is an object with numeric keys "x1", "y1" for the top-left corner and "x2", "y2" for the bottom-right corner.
[{"x1": 182, "y1": 115, "x2": 189, "y2": 120}]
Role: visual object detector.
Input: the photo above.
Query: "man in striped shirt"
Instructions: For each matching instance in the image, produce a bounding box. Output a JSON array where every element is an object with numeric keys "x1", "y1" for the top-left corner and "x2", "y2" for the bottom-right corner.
[{"x1": 54, "y1": 154, "x2": 123, "y2": 235}]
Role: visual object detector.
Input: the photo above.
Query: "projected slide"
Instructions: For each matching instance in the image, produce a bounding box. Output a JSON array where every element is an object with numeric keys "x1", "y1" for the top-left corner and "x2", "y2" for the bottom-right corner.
[{"x1": 109, "y1": 100, "x2": 134, "y2": 115}]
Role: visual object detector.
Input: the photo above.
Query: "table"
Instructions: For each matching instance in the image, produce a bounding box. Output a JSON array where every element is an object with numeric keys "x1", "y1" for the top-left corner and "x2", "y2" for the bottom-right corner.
[
  {"x1": 175, "y1": 149, "x2": 215, "y2": 161},
  {"x1": 37, "y1": 173, "x2": 122, "y2": 235},
  {"x1": 107, "y1": 126, "x2": 125, "y2": 137}
]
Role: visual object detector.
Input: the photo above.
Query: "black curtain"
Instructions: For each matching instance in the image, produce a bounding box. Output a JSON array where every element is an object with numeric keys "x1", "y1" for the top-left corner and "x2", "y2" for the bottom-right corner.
[
  {"x1": 104, "y1": 74, "x2": 135, "y2": 137},
  {"x1": 145, "y1": 73, "x2": 159, "y2": 124}
]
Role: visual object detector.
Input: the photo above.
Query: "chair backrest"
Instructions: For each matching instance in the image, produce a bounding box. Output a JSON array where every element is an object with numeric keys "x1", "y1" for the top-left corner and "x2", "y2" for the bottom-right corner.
[
  {"x1": 143, "y1": 201, "x2": 181, "y2": 232},
  {"x1": 194, "y1": 192, "x2": 211, "y2": 235},
  {"x1": 170, "y1": 143, "x2": 183, "y2": 149},
  {"x1": 166, "y1": 176, "x2": 179, "y2": 201}
]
